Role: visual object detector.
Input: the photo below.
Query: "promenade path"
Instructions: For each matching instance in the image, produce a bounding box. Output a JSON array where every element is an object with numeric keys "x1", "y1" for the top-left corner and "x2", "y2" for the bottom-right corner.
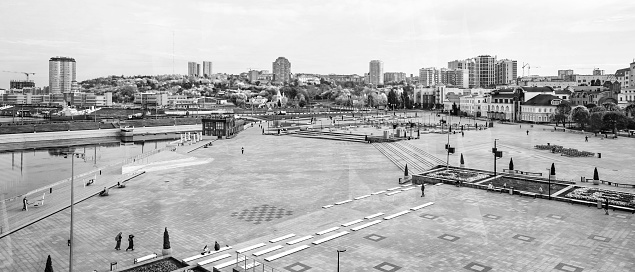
[{"x1": 1, "y1": 114, "x2": 634, "y2": 271}]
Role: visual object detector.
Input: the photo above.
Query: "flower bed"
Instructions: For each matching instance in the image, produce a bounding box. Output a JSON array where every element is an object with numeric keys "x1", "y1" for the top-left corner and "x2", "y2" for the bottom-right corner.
[
  {"x1": 119, "y1": 257, "x2": 187, "y2": 272},
  {"x1": 486, "y1": 177, "x2": 568, "y2": 194},
  {"x1": 424, "y1": 169, "x2": 490, "y2": 183},
  {"x1": 562, "y1": 187, "x2": 635, "y2": 208}
]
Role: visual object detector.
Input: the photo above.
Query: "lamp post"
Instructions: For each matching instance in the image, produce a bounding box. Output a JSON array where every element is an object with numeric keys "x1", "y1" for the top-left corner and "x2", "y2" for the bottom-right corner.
[
  {"x1": 548, "y1": 163, "x2": 555, "y2": 200},
  {"x1": 337, "y1": 249, "x2": 346, "y2": 272},
  {"x1": 63, "y1": 151, "x2": 85, "y2": 272},
  {"x1": 493, "y1": 139, "x2": 500, "y2": 176}
]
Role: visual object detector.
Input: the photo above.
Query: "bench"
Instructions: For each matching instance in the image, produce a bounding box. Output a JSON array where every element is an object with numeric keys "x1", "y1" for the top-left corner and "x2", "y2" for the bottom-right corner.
[
  {"x1": 182, "y1": 246, "x2": 232, "y2": 263},
  {"x1": 354, "y1": 195, "x2": 371, "y2": 200},
  {"x1": 364, "y1": 213, "x2": 384, "y2": 219},
  {"x1": 269, "y1": 234, "x2": 296, "y2": 243},
  {"x1": 253, "y1": 245, "x2": 284, "y2": 257},
  {"x1": 316, "y1": 227, "x2": 339, "y2": 235},
  {"x1": 334, "y1": 199, "x2": 352, "y2": 205},
  {"x1": 312, "y1": 231, "x2": 349, "y2": 245},
  {"x1": 264, "y1": 245, "x2": 310, "y2": 262},
  {"x1": 384, "y1": 210, "x2": 410, "y2": 220},
  {"x1": 401, "y1": 187, "x2": 416, "y2": 191},
  {"x1": 32, "y1": 193, "x2": 46, "y2": 207},
  {"x1": 134, "y1": 253, "x2": 157, "y2": 264},
  {"x1": 197, "y1": 253, "x2": 231, "y2": 266},
  {"x1": 371, "y1": 190, "x2": 386, "y2": 195},
  {"x1": 386, "y1": 191, "x2": 402, "y2": 196},
  {"x1": 341, "y1": 219, "x2": 364, "y2": 227},
  {"x1": 410, "y1": 202, "x2": 434, "y2": 211},
  {"x1": 286, "y1": 235, "x2": 313, "y2": 245},
  {"x1": 351, "y1": 220, "x2": 382, "y2": 231},
  {"x1": 236, "y1": 243, "x2": 266, "y2": 253}
]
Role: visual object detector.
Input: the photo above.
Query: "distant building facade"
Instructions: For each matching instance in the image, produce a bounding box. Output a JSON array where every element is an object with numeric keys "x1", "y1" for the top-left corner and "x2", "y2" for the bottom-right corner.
[
  {"x1": 202, "y1": 61, "x2": 212, "y2": 78},
  {"x1": 49, "y1": 56, "x2": 77, "y2": 94},
  {"x1": 369, "y1": 60, "x2": 384, "y2": 85},
  {"x1": 272, "y1": 57, "x2": 291, "y2": 83},
  {"x1": 495, "y1": 59, "x2": 518, "y2": 85},
  {"x1": 383, "y1": 72, "x2": 406, "y2": 84},
  {"x1": 558, "y1": 69, "x2": 575, "y2": 81},
  {"x1": 419, "y1": 68, "x2": 439, "y2": 87},
  {"x1": 10, "y1": 80, "x2": 35, "y2": 90},
  {"x1": 474, "y1": 55, "x2": 496, "y2": 87},
  {"x1": 188, "y1": 62, "x2": 199, "y2": 77}
]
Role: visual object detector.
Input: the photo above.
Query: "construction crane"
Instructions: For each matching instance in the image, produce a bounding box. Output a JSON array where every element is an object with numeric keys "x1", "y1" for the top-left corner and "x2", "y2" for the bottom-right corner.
[
  {"x1": 2, "y1": 71, "x2": 35, "y2": 81},
  {"x1": 521, "y1": 63, "x2": 539, "y2": 77}
]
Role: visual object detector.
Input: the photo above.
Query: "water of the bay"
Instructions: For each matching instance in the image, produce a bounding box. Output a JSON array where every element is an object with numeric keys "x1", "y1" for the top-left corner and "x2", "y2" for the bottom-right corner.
[{"x1": 0, "y1": 138, "x2": 173, "y2": 198}]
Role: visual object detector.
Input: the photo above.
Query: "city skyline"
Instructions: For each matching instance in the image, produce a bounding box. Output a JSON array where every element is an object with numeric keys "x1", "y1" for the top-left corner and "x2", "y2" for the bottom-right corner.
[{"x1": 1, "y1": 0, "x2": 635, "y2": 88}]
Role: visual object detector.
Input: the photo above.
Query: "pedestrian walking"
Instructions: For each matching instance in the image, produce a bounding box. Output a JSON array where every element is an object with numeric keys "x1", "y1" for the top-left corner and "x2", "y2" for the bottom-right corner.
[
  {"x1": 461, "y1": 131, "x2": 464, "y2": 137},
  {"x1": 585, "y1": 136, "x2": 588, "y2": 142},
  {"x1": 115, "y1": 232, "x2": 122, "y2": 250},
  {"x1": 526, "y1": 130, "x2": 529, "y2": 135},
  {"x1": 214, "y1": 241, "x2": 220, "y2": 251},
  {"x1": 520, "y1": 125, "x2": 522, "y2": 128},
  {"x1": 125, "y1": 234, "x2": 134, "y2": 251},
  {"x1": 22, "y1": 196, "x2": 28, "y2": 211},
  {"x1": 604, "y1": 198, "x2": 610, "y2": 215},
  {"x1": 420, "y1": 183, "x2": 425, "y2": 197},
  {"x1": 241, "y1": 147, "x2": 244, "y2": 154}
]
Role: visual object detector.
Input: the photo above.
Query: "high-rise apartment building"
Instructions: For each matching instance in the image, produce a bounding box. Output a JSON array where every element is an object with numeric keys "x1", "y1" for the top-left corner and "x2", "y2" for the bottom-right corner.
[
  {"x1": 419, "y1": 68, "x2": 439, "y2": 87},
  {"x1": 474, "y1": 55, "x2": 496, "y2": 87},
  {"x1": 448, "y1": 59, "x2": 475, "y2": 87},
  {"x1": 383, "y1": 72, "x2": 406, "y2": 84},
  {"x1": 558, "y1": 70, "x2": 574, "y2": 81},
  {"x1": 49, "y1": 56, "x2": 76, "y2": 94},
  {"x1": 593, "y1": 68, "x2": 604, "y2": 76},
  {"x1": 188, "y1": 62, "x2": 199, "y2": 77},
  {"x1": 202, "y1": 61, "x2": 213, "y2": 78},
  {"x1": 630, "y1": 61, "x2": 635, "y2": 87},
  {"x1": 495, "y1": 59, "x2": 518, "y2": 85},
  {"x1": 272, "y1": 57, "x2": 291, "y2": 83},
  {"x1": 369, "y1": 60, "x2": 384, "y2": 85},
  {"x1": 440, "y1": 69, "x2": 469, "y2": 88}
]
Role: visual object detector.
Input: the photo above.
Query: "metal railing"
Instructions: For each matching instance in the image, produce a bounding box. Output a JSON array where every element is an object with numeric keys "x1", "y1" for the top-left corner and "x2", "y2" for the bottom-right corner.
[{"x1": 234, "y1": 253, "x2": 281, "y2": 272}]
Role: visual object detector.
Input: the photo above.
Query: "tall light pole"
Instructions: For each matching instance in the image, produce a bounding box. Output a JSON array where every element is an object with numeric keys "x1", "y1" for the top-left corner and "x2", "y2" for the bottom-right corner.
[
  {"x1": 548, "y1": 163, "x2": 555, "y2": 200},
  {"x1": 493, "y1": 139, "x2": 501, "y2": 176},
  {"x1": 63, "y1": 151, "x2": 85, "y2": 272},
  {"x1": 337, "y1": 249, "x2": 346, "y2": 272}
]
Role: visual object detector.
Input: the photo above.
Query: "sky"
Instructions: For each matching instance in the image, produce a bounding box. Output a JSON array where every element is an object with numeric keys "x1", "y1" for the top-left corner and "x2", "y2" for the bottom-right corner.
[{"x1": 1, "y1": 0, "x2": 635, "y2": 88}]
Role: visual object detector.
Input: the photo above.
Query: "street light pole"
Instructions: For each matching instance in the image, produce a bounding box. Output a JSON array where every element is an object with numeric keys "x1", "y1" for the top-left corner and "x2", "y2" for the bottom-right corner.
[
  {"x1": 70, "y1": 153, "x2": 74, "y2": 272},
  {"x1": 494, "y1": 139, "x2": 499, "y2": 176},
  {"x1": 337, "y1": 249, "x2": 346, "y2": 272}
]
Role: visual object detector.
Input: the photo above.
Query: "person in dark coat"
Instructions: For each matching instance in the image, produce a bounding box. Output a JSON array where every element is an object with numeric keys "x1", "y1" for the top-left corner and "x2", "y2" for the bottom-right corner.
[
  {"x1": 22, "y1": 196, "x2": 28, "y2": 211},
  {"x1": 420, "y1": 183, "x2": 425, "y2": 197},
  {"x1": 214, "y1": 241, "x2": 220, "y2": 251},
  {"x1": 604, "y1": 198, "x2": 610, "y2": 215},
  {"x1": 526, "y1": 130, "x2": 529, "y2": 135},
  {"x1": 126, "y1": 234, "x2": 134, "y2": 251},
  {"x1": 115, "y1": 232, "x2": 122, "y2": 250}
]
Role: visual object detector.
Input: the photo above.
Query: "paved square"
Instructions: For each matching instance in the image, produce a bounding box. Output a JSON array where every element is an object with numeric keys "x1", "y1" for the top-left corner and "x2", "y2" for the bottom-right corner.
[
  {"x1": 419, "y1": 213, "x2": 438, "y2": 219},
  {"x1": 364, "y1": 234, "x2": 387, "y2": 242},
  {"x1": 463, "y1": 262, "x2": 492, "y2": 272},
  {"x1": 438, "y1": 234, "x2": 460, "y2": 242},
  {"x1": 2, "y1": 117, "x2": 635, "y2": 272},
  {"x1": 512, "y1": 234, "x2": 535, "y2": 242},
  {"x1": 284, "y1": 262, "x2": 312, "y2": 272},
  {"x1": 554, "y1": 262, "x2": 584, "y2": 272},
  {"x1": 373, "y1": 261, "x2": 402, "y2": 272}
]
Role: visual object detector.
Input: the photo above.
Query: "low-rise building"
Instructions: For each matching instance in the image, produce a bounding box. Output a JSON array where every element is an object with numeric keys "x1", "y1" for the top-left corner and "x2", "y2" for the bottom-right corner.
[{"x1": 520, "y1": 94, "x2": 565, "y2": 123}]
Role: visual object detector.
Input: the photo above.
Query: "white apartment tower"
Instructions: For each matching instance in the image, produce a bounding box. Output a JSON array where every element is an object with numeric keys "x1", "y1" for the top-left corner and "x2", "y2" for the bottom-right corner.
[
  {"x1": 369, "y1": 60, "x2": 384, "y2": 85},
  {"x1": 495, "y1": 59, "x2": 518, "y2": 85},
  {"x1": 49, "y1": 56, "x2": 77, "y2": 94},
  {"x1": 202, "y1": 61, "x2": 213, "y2": 78},
  {"x1": 475, "y1": 55, "x2": 496, "y2": 87},
  {"x1": 419, "y1": 68, "x2": 439, "y2": 87},
  {"x1": 188, "y1": 62, "x2": 199, "y2": 77},
  {"x1": 273, "y1": 57, "x2": 291, "y2": 83}
]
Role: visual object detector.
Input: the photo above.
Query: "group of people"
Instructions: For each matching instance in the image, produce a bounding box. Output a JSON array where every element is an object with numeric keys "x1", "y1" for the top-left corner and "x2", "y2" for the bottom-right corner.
[
  {"x1": 114, "y1": 232, "x2": 135, "y2": 251},
  {"x1": 202, "y1": 241, "x2": 222, "y2": 255}
]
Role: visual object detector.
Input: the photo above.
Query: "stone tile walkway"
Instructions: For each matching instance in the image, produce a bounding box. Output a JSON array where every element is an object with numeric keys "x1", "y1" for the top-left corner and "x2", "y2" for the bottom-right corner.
[{"x1": 1, "y1": 113, "x2": 634, "y2": 272}]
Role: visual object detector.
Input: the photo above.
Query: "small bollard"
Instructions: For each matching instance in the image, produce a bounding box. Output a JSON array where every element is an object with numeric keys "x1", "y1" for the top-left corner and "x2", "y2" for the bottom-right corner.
[
  {"x1": 110, "y1": 261, "x2": 117, "y2": 271},
  {"x1": 68, "y1": 239, "x2": 71, "y2": 246},
  {"x1": 598, "y1": 153, "x2": 601, "y2": 158},
  {"x1": 50, "y1": 188, "x2": 53, "y2": 194}
]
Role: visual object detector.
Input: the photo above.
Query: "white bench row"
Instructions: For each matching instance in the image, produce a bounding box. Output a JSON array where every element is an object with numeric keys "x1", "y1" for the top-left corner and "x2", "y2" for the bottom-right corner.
[
  {"x1": 410, "y1": 202, "x2": 434, "y2": 211},
  {"x1": 401, "y1": 187, "x2": 416, "y2": 191},
  {"x1": 387, "y1": 186, "x2": 402, "y2": 191},
  {"x1": 236, "y1": 243, "x2": 266, "y2": 253},
  {"x1": 371, "y1": 190, "x2": 386, "y2": 195},
  {"x1": 384, "y1": 210, "x2": 410, "y2": 220},
  {"x1": 312, "y1": 231, "x2": 349, "y2": 245},
  {"x1": 354, "y1": 195, "x2": 371, "y2": 200},
  {"x1": 269, "y1": 233, "x2": 296, "y2": 243},
  {"x1": 316, "y1": 227, "x2": 339, "y2": 235},
  {"x1": 134, "y1": 253, "x2": 157, "y2": 264},
  {"x1": 351, "y1": 220, "x2": 382, "y2": 231},
  {"x1": 364, "y1": 213, "x2": 384, "y2": 219},
  {"x1": 386, "y1": 191, "x2": 402, "y2": 196},
  {"x1": 182, "y1": 246, "x2": 232, "y2": 263},
  {"x1": 341, "y1": 219, "x2": 364, "y2": 227},
  {"x1": 324, "y1": 184, "x2": 420, "y2": 209},
  {"x1": 287, "y1": 235, "x2": 313, "y2": 245},
  {"x1": 198, "y1": 253, "x2": 231, "y2": 266},
  {"x1": 253, "y1": 245, "x2": 284, "y2": 257},
  {"x1": 335, "y1": 199, "x2": 353, "y2": 205},
  {"x1": 265, "y1": 245, "x2": 310, "y2": 262}
]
